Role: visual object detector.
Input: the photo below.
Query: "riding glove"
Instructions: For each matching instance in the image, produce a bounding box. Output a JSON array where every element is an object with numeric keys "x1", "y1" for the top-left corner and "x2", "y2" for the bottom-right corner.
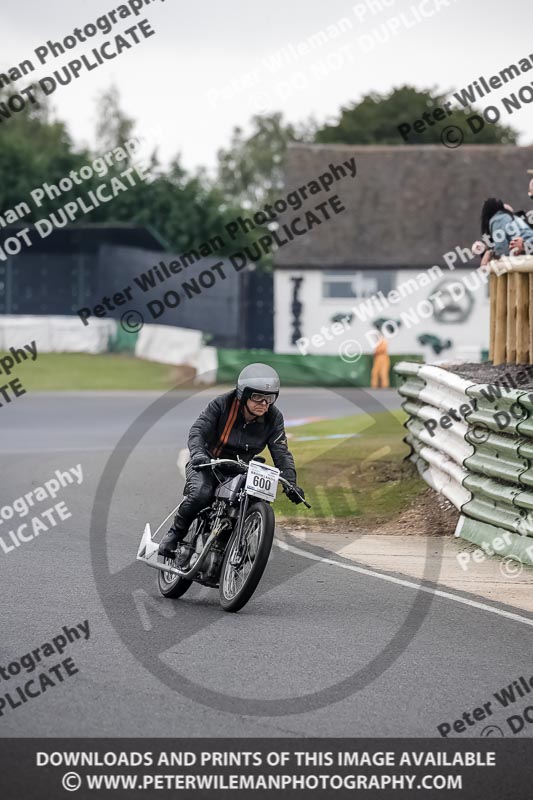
[
  {"x1": 284, "y1": 485, "x2": 305, "y2": 504},
  {"x1": 190, "y1": 452, "x2": 210, "y2": 471}
]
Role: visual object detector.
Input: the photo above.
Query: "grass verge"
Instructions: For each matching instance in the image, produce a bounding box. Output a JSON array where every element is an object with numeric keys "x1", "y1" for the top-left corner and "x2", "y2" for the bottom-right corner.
[
  {"x1": 269, "y1": 410, "x2": 425, "y2": 526},
  {"x1": 0, "y1": 352, "x2": 193, "y2": 391}
]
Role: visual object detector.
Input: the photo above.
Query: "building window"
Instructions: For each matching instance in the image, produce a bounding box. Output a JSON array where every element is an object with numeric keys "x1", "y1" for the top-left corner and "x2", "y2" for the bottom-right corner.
[{"x1": 322, "y1": 271, "x2": 392, "y2": 299}]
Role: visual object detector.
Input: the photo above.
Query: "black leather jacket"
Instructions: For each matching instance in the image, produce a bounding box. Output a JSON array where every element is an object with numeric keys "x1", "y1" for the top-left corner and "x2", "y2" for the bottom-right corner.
[{"x1": 188, "y1": 390, "x2": 297, "y2": 483}]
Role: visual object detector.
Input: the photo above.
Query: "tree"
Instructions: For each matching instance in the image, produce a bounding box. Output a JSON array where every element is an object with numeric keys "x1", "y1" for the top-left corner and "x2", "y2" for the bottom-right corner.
[
  {"x1": 110, "y1": 154, "x2": 262, "y2": 256},
  {"x1": 94, "y1": 85, "x2": 136, "y2": 152},
  {"x1": 217, "y1": 112, "x2": 316, "y2": 208},
  {"x1": 314, "y1": 86, "x2": 518, "y2": 145},
  {"x1": 91, "y1": 87, "x2": 259, "y2": 256},
  {"x1": 0, "y1": 84, "x2": 92, "y2": 218},
  {"x1": 0, "y1": 84, "x2": 258, "y2": 257}
]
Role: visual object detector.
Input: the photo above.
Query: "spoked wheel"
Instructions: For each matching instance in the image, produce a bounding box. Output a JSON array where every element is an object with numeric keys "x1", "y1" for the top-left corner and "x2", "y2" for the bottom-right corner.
[
  {"x1": 157, "y1": 559, "x2": 192, "y2": 599},
  {"x1": 219, "y1": 501, "x2": 275, "y2": 613},
  {"x1": 157, "y1": 518, "x2": 202, "y2": 599}
]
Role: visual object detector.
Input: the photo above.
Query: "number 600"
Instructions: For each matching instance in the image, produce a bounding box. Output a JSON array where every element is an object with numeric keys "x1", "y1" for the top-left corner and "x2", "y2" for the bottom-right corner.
[{"x1": 253, "y1": 475, "x2": 271, "y2": 490}]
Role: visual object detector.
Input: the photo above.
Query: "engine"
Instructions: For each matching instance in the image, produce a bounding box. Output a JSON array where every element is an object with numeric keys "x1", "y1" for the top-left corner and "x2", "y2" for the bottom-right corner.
[{"x1": 200, "y1": 545, "x2": 226, "y2": 584}]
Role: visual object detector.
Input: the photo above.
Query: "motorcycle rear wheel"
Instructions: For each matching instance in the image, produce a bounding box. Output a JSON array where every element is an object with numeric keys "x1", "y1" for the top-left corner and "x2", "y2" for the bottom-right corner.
[
  {"x1": 219, "y1": 501, "x2": 275, "y2": 613},
  {"x1": 157, "y1": 561, "x2": 192, "y2": 598},
  {"x1": 156, "y1": 518, "x2": 203, "y2": 598}
]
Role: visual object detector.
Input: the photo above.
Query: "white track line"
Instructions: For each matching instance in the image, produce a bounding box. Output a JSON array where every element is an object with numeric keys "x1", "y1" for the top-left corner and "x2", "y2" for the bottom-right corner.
[{"x1": 277, "y1": 540, "x2": 533, "y2": 629}]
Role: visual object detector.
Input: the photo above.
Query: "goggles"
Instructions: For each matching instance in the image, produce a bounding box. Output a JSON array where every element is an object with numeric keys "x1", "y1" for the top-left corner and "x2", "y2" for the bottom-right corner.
[{"x1": 249, "y1": 392, "x2": 276, "y2": 405}]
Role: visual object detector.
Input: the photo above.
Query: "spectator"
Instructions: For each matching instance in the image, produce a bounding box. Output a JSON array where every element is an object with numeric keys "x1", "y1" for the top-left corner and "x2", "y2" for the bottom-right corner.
[
  {"x1": 471, "y1": 238, "x2": 494, "y2": 267},
  {"x1": 480, "y1": 198, "x2": 533, "y2": 258},
  {"x1": 370, "y1": 331, "x2": 390, "y2": 389}
]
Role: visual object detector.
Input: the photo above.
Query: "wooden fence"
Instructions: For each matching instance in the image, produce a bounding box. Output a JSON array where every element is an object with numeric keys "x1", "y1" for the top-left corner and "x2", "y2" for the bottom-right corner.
[{"x1": 489, "y1": 255, "x2": 533, "y2": 365}]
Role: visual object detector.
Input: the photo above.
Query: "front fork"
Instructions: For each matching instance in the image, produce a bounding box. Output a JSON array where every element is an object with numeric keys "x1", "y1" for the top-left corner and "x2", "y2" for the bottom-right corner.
[{"x1": 230, "y1": 493, "x2": 250, "y2": 568}]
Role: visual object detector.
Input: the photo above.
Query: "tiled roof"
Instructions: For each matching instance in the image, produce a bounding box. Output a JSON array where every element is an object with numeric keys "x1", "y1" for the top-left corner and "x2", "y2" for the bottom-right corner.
[{"x1": 274, "y1": 143, "x2": 533, "y2": 269}]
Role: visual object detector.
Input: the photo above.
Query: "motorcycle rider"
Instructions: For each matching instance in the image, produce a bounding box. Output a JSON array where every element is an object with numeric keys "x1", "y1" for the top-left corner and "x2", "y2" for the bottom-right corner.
[{"x1": 158, "y1": 363, "x2": 305, "y2": 559}]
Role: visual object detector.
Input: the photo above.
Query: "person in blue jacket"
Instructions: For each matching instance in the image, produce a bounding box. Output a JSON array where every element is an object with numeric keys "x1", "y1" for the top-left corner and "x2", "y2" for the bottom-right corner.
[{"x1": 481, "y1": 198, "x2": 533, "y2": 258}]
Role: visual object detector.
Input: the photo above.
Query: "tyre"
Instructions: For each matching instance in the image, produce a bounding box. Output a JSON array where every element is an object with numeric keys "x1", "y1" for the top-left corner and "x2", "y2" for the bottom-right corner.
[
  {"x1": 157, "y1": 561, "x2": 192, "y2": 598},
  {"x1": 157, "y1": 517, "x2": 203, "y2": 599},
  {"x1": 219, "y1": 501, "x2": 275, "y2": 613}
]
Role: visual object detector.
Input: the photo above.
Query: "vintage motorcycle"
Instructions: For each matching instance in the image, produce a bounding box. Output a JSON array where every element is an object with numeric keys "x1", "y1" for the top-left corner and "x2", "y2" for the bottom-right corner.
[{"x1": 137, "y1": 456, "x2": 310, "y2": 612}]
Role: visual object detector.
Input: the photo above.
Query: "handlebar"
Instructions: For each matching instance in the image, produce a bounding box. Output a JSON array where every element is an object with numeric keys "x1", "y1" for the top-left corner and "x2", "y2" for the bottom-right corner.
[
  {"x1": 195, "y1": 458, "x2": 245, "y2": 470},
  {"x1": 194, "y1": 458, "x2": 311, "y2": 509}
]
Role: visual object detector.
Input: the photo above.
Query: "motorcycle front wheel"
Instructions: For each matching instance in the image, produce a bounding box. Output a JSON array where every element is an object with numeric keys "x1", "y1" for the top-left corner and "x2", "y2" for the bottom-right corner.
[{"x1": 219, "y1": 501, "x2": 275, "y2": 613}]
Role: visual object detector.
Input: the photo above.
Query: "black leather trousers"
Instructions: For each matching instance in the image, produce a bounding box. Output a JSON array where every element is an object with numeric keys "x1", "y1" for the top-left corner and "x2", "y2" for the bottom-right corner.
[{"x1": 171, "y1": 461, "x2": 218, "y2": 537}]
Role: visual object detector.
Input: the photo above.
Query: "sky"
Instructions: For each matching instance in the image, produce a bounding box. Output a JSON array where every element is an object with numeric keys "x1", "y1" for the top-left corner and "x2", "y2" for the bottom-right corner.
[{"x1": 3, "y1": 0, "x2": 533, "y2": 173}]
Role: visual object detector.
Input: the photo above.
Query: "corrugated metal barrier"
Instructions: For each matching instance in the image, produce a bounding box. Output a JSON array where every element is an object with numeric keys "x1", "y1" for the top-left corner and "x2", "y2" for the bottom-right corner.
[{"x1": 394, "y1": 361, "x2": 533, "y2": 566}]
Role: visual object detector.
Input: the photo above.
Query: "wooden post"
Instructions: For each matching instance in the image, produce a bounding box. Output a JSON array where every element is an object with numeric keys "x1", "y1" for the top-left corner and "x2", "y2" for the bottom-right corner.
[
  {"x1": 507, "y1": 272, "x2": 517, "y2": 363},
  {"x1": 489, "y1": 273, "x2": 497, "y2": 361},
  {"x1": 529, "y1": 273, "x2": 533, "y2": 365},
  {"x1": 493, "y1": 273, "x2": 508, "y2": 365},
  {"x1": 516, "y1": 272, "x2": 529, "y2": 363}
]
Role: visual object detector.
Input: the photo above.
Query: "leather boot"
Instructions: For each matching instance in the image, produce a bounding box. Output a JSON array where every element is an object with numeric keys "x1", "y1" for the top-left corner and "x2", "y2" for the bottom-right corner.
[{"x1": 158, "y1": 518, "x2": 187, "y2": 559}]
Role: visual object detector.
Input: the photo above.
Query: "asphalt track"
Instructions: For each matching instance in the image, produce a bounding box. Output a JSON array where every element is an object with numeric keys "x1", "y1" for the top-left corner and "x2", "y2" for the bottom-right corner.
[{"x1": 1, "y1": 388, "x2": 533, "y2": 739}]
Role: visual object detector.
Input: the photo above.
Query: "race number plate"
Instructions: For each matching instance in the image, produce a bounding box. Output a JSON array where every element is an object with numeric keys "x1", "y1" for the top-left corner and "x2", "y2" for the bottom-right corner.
[{"x1": 245, "y1": 461, "x2": 280, "y2": 502}]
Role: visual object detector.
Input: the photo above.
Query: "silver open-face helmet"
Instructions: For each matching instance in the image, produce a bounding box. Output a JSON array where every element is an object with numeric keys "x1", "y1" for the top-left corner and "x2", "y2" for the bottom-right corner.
[{"x1": 236, "y1": 363, "x2": 280, "y2": 404}]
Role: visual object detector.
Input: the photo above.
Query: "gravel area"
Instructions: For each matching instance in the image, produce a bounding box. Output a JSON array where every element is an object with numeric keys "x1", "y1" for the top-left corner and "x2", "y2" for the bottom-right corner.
[
  {"x1": 284, "y1": 486, "x2": 459, "y2": 537},
  {"x1": 445, "y1": 361, "x2": 533, "y2": 390}
]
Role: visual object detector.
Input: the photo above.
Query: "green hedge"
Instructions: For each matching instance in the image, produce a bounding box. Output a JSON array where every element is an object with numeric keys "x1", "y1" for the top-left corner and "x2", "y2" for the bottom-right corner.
[{"x1": 217, "y1": 349, "x2": 423, "y2": 387}]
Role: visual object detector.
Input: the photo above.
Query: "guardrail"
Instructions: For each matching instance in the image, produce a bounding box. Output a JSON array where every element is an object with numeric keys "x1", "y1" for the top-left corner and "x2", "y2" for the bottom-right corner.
[{"x1": 395, "y1": 361, "x2": 533, "y2": 566}]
